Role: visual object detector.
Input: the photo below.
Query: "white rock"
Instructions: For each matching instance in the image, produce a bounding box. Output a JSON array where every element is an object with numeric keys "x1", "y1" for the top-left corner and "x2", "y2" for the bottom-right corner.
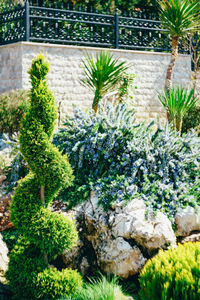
[
  {"x1": 176, "y1": 206, "x2": 200, "y2": 236},
  {"x1": 0, "y1": 234, "x2": 9, "y2": 283},
  {"x1": 112, "y1": 200, "x2": 176, "y2": 254},
  {"x1": 95, "y1": 237, "x2": 146, "y2": 278}
]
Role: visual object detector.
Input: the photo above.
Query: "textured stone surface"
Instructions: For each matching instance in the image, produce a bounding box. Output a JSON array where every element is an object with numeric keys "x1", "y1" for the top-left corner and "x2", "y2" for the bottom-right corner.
[
  {"x1": 112, "y1": 200, "x2": 176, "y2": 255},
  {"x1": 62, "y1": 193, "x2": 176, "y2": 278},
  {"x1": 0, "y1": 234, "x2": 9, "y2": 284},
  {"x1": 175, "y1": 206, "x2": 200, "y2": 236},
  {"x1": 0, "y1": 42, "x2": 197, "y2": 123}
]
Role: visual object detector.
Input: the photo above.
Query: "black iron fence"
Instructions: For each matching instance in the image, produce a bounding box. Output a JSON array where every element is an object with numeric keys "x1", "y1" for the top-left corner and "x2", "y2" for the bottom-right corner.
[{"x1": 0, "y1": 0, "x2": 195, "y2": 54}]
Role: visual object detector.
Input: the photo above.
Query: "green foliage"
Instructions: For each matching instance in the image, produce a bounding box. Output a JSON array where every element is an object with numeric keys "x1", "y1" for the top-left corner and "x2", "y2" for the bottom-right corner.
[
  {"x1": 37, "y1": 0, "x2": 158, "y2": 13},
  {"x1": 0, "y1": 90, "x2": 29, "y2": 135},
  {"x1": 182, "y1": 105, "x2": 200, "y2": 135},
  {"x1": 7, "y1": 55, "x2": 82, "y2": 299},
  {"x1": 36, "y1": 268, "x2": 82, "y2": 299},
  {"x1": 54, "y1": 103, "x2": 200, "y2": 222},
  {"x1": 139, "y1": 242, "x2": 200, "y2": 300},
  {"x1": 159, "y1": 0, "x2": 200, "y2": 37},
  {"x1": 158, "y1": 87, "x2": 198, "y2": 132},
  {"x1": 81, "y1": 51, "x2": 129, "y2": 112},
  {"x1": 118, "y1": 73, "x2": 137, "y2": 102},
  {"x1": 1, "y1": 229, "x2": 19, "y2": 252},
  {"x1": 59, "y1": 275, "x2": 129, "y2": 300}
]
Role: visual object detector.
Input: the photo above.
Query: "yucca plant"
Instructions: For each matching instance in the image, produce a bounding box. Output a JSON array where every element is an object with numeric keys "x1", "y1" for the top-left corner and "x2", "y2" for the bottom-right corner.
[
  {"x1": 158, "y1": 87, "x2": 198, "y2": 131},
  {"x1": 81, "y1": 51, "x2": 129, "y2": 113},
  {"x1": 158, "y1": 0, "x2": 200, "y2": 91}
]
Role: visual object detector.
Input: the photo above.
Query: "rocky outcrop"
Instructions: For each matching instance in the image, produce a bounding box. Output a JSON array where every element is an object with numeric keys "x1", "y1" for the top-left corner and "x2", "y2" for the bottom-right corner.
[{"x1": 62, "y1": 192, "x2": 177, "y2": 278}]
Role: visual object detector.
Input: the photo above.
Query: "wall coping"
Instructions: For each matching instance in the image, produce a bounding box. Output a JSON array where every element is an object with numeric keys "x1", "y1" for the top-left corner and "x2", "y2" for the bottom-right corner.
[{"x1": 0, "y1": 41, "x2": 190, "y2": 58}]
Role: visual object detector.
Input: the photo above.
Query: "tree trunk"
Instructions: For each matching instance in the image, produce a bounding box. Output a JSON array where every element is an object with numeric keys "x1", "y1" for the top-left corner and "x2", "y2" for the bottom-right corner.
[
  {"x1": 92, "y1": 91, "x2": 102, "y2": 113},
  {"x1": 165, "y1": 36, "x2": 179, "y2": 92},
  {"x1": 40, "y1": 185, "x2": 48, "y2": 265}
]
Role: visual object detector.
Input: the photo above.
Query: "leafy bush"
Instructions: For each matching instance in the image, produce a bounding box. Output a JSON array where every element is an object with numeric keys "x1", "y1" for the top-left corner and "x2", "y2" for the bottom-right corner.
[
  {"x1": 139, "y1": 242, "x2": 200, "y2": 300},
  {"x1": 6, "y1": 55, "x2": 82, "y2": 299},
  {"x1": 0, "y1": 90, "x2": 29, "y2": 135},
  {"x1": 54, "y1": 103, "x2": 200, "y2": 222},
  {"x1": 182, "y1": 105, "x2": 200, "y2": 135}
]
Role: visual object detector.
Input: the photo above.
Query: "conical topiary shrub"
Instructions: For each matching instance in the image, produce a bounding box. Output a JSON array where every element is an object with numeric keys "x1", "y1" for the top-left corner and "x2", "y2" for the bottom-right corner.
[{"x1": 6, "y1": 55, "x2": 82, "y2": 299}]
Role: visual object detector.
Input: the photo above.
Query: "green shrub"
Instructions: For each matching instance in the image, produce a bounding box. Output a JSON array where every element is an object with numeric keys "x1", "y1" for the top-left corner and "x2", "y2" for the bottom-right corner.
[
  {"x1": 6, "y1": 55, "x2": 82, "y2": 299},
  {"x1": 36, "y1": 268, "x2": 83, "y2": 300},
  {"x1": 54, "y1": 103, "x2": 200, "y2": 222},
  {"x1": 1, "y1": 229, "x2": 18, "y2": 251},
  {"x1": 182, "y1": 105, "x2": 200, "y2": 135},
  {"x1": 0, "y1": 90, "x2": 29, "y2": 135},
  {"x1": 139, "y1": 242, "x2": 200, "y2": 300}
]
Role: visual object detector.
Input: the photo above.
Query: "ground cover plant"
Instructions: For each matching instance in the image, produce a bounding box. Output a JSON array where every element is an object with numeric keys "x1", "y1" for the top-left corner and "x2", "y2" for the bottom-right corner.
[
  {"x1": 139, "y1": 242, "x2": 200, "y2": 300},
  {"x1": 54, "y1": 102, "x2": 200, "y2": 223},
  {"x1": 6, "y1": 55, "x2": 82, "y2": 299}
]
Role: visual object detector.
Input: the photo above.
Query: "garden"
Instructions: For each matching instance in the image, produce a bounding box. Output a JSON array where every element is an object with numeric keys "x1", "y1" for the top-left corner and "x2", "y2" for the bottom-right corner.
[{"x1": 0, "y1": 0, "x2": 200, "y2": 299}]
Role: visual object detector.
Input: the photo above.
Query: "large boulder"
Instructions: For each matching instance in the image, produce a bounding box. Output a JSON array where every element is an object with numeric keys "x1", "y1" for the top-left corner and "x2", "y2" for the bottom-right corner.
[{"x1": 62, "y1": 192, "x2": 177, "y2": 278}]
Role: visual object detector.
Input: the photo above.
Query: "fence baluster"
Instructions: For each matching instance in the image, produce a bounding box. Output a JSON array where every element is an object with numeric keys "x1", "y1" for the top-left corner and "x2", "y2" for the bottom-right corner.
[
  {"x1": 25, "y1": 0, "x2": 30, "y2": 42},
  {"x1": 115, "y1": 9, "x2": 119, "y2": 48}
]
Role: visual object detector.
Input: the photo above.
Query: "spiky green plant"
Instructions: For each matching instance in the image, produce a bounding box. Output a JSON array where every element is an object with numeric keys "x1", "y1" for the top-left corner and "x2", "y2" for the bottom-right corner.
[
  {"x1": 59, "y1": 275, "x2": 132, "y2": 300},
  {"x1": 158, "y1": 87, "x2": 198, "y2": 131},
  {"x1": 81, "y1": 51, "x2": 129, "y2": 112},
  {"x1": 158, "y1": 0, "x2": 200, "y2": 91}
]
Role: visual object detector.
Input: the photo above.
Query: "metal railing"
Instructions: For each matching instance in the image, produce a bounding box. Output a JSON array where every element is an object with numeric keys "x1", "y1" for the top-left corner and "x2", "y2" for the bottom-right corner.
[{"x1": 0, "y1": 0, "x2": 193, "y2": 54}]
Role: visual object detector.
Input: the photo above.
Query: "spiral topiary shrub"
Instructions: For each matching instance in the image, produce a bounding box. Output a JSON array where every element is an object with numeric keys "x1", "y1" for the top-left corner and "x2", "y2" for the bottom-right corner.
[
  {"x1": 6, "y1": 55, "x2": 82, "y2": 299},
  {"x1": 139, "y1": 242, "x2": 200, "y2": 300}
]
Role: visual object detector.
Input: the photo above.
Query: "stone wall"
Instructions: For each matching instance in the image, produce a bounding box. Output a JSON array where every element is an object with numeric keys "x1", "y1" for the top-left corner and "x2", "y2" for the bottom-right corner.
[{"x1": 0, "y1": 42, "x2": 196, "y2": 122}]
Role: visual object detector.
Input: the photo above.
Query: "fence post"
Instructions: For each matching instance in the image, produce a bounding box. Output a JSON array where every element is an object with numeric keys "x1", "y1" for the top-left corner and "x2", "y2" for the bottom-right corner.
[
  {"x1": 25, "y1": 0, "x2": 30, "y2": 41},
  {"x1": 115, "y1": 8, "x2": 119, "y2": 48}
]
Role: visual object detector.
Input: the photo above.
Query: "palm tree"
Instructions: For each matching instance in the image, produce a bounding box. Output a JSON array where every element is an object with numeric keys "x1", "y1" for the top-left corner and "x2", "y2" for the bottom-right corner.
[
  {"x1": 81, "y1": 51, "x2": 129, "y2": 113},
  {"x1": 158, "y1": 0, "x2": 200, "y2": 92}
]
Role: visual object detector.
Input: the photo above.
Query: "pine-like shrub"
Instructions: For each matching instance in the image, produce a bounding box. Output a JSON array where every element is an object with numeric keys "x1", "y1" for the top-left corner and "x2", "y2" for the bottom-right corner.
[
  {"x1": 139, "y1": 242, "x2": 200, "y2": 300},
  {"x1": 6, "y1": 55, "x2": 82, "y2": 299},
  {"x1": 54, "y1": 103, "x2": 200, "y2": 222},
  {"x1": 182, "y1": 105, "x2": 200, "y2": 135},
  {"x1": 0, "y1": 90, "x2": 29, "y2": 135}
]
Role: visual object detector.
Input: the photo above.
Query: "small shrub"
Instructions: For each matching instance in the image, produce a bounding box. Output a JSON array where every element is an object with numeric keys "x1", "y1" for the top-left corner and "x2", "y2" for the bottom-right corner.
[
  {"x1": 139, "y1": 242, "x2": 200, "y2": 300},
  {"x1": 54, "y1": 103, "x2": 200, "y2": 222},
  {"x1": 182, "y1": 105, "x2": 200, "y2": 135},
  {"x1": 0, "y1": 90, "x2": 29, "y2": 135},
  {"x1": 35, "y1": 268, "x2": 82, "y2": 299}
]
